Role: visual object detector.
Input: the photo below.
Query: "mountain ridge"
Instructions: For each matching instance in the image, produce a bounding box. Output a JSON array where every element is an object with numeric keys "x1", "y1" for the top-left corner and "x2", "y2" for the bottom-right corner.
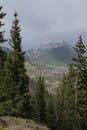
[
  {"x1": 2, "y1": 41, "x2": 76, "y2": 66},
  {"x1": 26, "y1": 41, "x2": 75, "y2": 66}
]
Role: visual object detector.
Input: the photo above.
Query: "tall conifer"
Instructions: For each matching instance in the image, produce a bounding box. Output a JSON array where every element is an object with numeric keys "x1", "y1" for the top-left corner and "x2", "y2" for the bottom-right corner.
[
  {"x1": 73, "y1": 36, "x2": 87, "y2": 130},
  {"x1": 0, "y1": 5, "x2": 7, "y2": 103},
  {"x1": 4, "y1": 12, "x2": 31, "y2": 117},
  {"x1": 61, "y1": 36, "x2": 87, "y2": 130},
  {"x1": 0, "y1": 5, "x2": 7, "y2": 68},
  {"x1": 36, "y1": 72, "x2": 46, "y2": 123},
  {"x1": 9, "y1": 11, "x2": 29, "y2": 98}
]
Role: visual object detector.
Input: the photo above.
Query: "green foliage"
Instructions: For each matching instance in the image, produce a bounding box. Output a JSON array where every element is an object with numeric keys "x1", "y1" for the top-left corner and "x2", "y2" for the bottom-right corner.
[
  {"x1": 0, "y1": 5, "x2": 7, "y2": 107},
  {"x1": 35, "y1": 73, "x2": 47, "y2": 123},
  {"x1": 0, "y1": 6, "x2": 6, "y2": 44},
  {"x1": 0, "y1": 100, "x2": 13, "y2": 116},
  {"x1": 0, "y1": 125, "x2": 3, "y2": 130},
  {"x1": 0, "y1": 5, "x2": 7, "y2": 71},
  {"x1": 73, "y1": 36, "x2": 87, "y2": 130},
  {"x1": 60, "y1": 36, "x2": 87, "y2": 130},
  {"x1": 0, "y1": 4, "x2": 87, "y2": 130},
  {"x1": 61, "y1": 66, "x2": 76, "y2": 130},
  {"x1": 3, "y1": 12, "x2": 31, "y2": 118},
  {"x1": 31, "y1": 97, "x2": 40, "y2": 122},
  {"x1": 16, "y1": 93, "x2": 32, "y2": 118},
  {"x1": 47, "y1": 95, "x2": 56, "y2": 130}
]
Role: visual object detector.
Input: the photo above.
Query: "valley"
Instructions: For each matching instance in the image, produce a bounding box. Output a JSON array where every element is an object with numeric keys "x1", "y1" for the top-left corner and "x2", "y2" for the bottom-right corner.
[
  {"x1": 25, "y1": 41, "x2": 73, "y2": 92},
  {"x1": 25, "y1": 62, "x2": 68, "y2": 94},
  {"x1": 2, "y1": 41, "x2": 74, "y2": 93}
]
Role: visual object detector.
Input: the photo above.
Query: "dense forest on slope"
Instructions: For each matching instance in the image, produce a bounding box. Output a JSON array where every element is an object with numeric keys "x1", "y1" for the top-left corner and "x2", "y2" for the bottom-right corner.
[{"x1": 0, "y1": 4, "x2": 87, "y2": 130}]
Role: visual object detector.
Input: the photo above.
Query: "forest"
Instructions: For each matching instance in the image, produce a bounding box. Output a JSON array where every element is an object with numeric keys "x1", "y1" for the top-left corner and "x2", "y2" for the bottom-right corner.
[{"x1": 0, "y1": 5, "x2": 87, "y2": 130}]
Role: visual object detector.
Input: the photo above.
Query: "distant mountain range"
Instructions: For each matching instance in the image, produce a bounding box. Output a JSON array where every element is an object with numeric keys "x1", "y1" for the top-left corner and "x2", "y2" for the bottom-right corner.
[
  {"x1": 2, "y1": 41, "x2": 76, "y2": 66},
  {"x1": 26, "y1": 41, "x2": 76, "y2": 66}
]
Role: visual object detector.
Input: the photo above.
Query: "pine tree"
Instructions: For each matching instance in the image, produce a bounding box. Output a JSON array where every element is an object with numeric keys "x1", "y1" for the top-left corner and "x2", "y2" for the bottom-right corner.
[
  {"x1": 60, "y1": 36, "x2": 87, "y2": 130},
  {"x1": 35, "y1": 72, "x2": 47, "y2": 123},
  {"x1": 4, "y1": 12, "x2": 31, "y2": 117},
  {"x1": 31, "y1": 97, "x2": 40, "y2": 121},
  {"x1": 73, "y1": 36, "x2": 87, "y2": 130},
  {"x1": 0, "y1": 6, "x2": 6, "y2": 43},
  {"x1": 0, "y1": 5, "x2": 7, "y2": 68},
  {"x1": 47, "y1": 95, "x2": 56, "y2": 130},
  {"x1": 0, "y1": 5, "x2": 7, "y2": 104},
  {"x1": 3, "y1": 54, "x2": 14, "y2": 101},
  {"x1": 61, "y1": 65, "x2": 76, "y2": 130},
  {"x1": 9, "y1": 11, "x2": 29, "y2": 97}
]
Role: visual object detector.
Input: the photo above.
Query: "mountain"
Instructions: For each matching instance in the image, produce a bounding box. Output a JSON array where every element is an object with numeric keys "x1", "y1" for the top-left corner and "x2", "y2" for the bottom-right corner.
[{"x1": 26, "y1": 41, "x2": 75, "y2": 66}]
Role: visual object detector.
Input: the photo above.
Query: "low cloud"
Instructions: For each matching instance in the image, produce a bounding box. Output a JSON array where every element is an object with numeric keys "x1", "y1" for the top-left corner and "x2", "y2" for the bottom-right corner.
[{"x1": 1, "y1": 0, "x2": 87, "y2": 50}]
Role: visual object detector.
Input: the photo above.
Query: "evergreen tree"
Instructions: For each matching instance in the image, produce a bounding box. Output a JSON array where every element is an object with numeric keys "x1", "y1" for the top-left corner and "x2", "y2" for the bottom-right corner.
[
  {"x1": 61, "y1": 65, "x2": 76, "y2": 130},
  {"x1": 35, "y1": 72, "x2": 47, "y2": 123},
  {"x1": 9, "y1": 12, "x2": 29, "y2": 97},
  {"x1": 31, "y1": 97, "x2": 40, "y2": 121},
  {"x1": 4, "y1": 12, "x2": 31, "y2": 117},
  {"x1": 0, "y1": 5, "x2": 7, "y2": 68},
  {"x1": 0, "y1": 6, "x2": 6, "y2": 44},
  {"x1": 60, "y1": 36, "x2": 87, "y2": 130},
  {"x1": 9, "y1": 11, "x2": 29, "y2": 97},
  {"x1": 0, "y1": 5, "x2": 7, "y2": 104},
  {"x1": 2, "y1": 54, "x2": 13, "y2": 101},
  {"x1": 73, "y1": 36, "x2": 87, "y2": 130},
  {"x1": 47, "y1": 95, "x2": 56, "y2": 130}
]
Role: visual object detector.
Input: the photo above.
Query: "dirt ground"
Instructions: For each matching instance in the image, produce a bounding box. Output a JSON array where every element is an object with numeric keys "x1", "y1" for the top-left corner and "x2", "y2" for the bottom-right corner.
[
  {"x1": 0, "y1": 117, "x2": 49, "y2": 130},
  {"x1": 4, "y1": 125, "x2": 33, "y2": 130},
  {"x1": 0, "y1": 119, "x2": 33, "y2": 130}
]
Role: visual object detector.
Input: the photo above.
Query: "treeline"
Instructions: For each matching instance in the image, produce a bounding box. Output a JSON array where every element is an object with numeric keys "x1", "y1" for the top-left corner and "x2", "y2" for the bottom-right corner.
[
  {"x1": 0, "y1": 6, "x2": 31, "y2": 117},
  {"x1": 56, "y1": 36, "x2": 87, "y2": 130},
  {"x1": 0, "y1": 4, "x2": 87, "y2": 130},
  {"x1": 0, "y1": 5, "x2": 56, "y2": 130}
]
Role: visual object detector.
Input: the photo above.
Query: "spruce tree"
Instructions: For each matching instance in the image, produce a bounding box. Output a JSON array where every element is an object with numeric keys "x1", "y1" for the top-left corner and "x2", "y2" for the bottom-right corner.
[
  {"x1": 47, "y1": 95, "x2": 56, "y2": 130},
  {"x1": 4, "y1": 12, "x2": 31, "y2": 117},
  {"x1": 61, "y1": 65, "x2": 76, "y2": 130},
  {"x1": 0, "y1": 5, "x2": 7, "y2": 68},
  {"x1": 60, "y1": 36, "x2": 87, "y2": 130},
  {"x1": 9, "y1": 11, "x2": 29, "y2": 98},
  {"x1": 0, "y1": 5, "x2": 7, "y2": 103},
  {"x1": 73, "y1": 36, "x2": 87, "y2": 130},
  {"x1": 36, "y1": 72, "x2": 47, "y2": 123},
  {"x1": 0, "y1": 6, "x2": 6, "y2": 43}
]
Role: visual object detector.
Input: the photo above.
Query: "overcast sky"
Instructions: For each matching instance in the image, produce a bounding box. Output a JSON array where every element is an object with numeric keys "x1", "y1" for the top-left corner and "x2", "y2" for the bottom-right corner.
[{"x1": 1, "y1": 0, "x2": 87, "y2": 50}]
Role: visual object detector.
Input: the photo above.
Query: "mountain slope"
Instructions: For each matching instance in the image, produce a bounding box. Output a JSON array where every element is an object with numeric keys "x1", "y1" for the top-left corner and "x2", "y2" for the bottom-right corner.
[{"x1": 26, "y1": 41, "x2": 75, "y2": 66}]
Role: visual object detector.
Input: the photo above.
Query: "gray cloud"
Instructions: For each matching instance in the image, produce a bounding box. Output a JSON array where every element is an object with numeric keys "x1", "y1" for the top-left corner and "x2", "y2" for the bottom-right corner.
[{"x1": 1, "y1": 0, "x2": 87, "y2": 50}]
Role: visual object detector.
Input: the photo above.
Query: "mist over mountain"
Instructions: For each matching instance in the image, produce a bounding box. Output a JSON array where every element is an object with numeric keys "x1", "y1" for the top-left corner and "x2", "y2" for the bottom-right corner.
[{"x1": 26, "y1": 41, "x2": 76, "y2": 66}]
